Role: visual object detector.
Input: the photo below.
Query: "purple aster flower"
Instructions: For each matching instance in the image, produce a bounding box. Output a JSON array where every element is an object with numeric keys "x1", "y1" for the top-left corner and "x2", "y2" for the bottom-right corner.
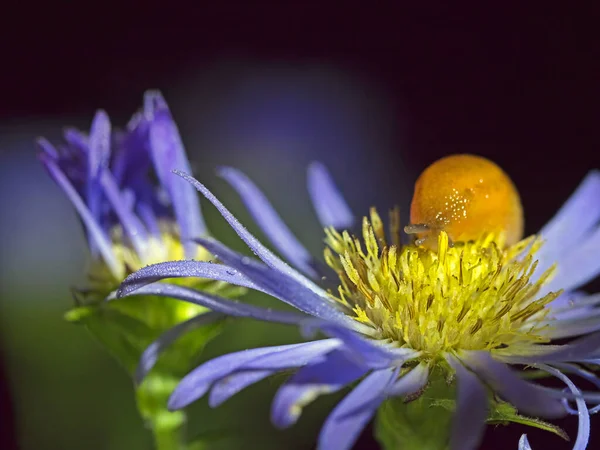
[
  {"x1": 37, "y1": 91, "x2": 243, "y2": 449},
  {"x1": 38, "y1": 90, "x2": 206, "y2": 287},
  {"x1": 118, "y1": 155, "x2": 600, "y2": 450}
]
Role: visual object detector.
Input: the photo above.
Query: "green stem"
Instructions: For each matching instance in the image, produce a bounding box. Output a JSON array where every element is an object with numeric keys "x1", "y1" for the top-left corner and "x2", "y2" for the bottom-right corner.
[
  {"x1": 136, "y1": 374, "x2": 187, "y2": 450},
  {"x1": 150, "y1": 411, "x2": 186, "y2": 450}
]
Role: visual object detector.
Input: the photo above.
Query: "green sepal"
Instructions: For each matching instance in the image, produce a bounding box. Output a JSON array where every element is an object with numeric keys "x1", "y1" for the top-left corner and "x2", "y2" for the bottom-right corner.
[
  {"x1": 65, "y1": 294, "x2": 226, "y2": 377},
  {"x1": 65, "y1": 303, "x2": 156, "y2": 374}
]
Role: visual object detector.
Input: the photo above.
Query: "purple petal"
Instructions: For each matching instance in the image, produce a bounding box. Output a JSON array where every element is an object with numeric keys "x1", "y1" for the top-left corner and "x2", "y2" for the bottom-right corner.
[
  {"x1": 86, "y1": 111, "x2": 112, "y2": 247},
  {"x1": 208, "y1": 370, "x2": 272, "y2": 407},
  {"x1": 302, "y1": 319, "x2": 418, "y2": 369},
  {"x1": 446, "y1": 355, "x2": 489, "y2": 450},
  {"x1": 271, "y1": 350, "x2": 368, "y2": 428},
  {"x1": 518, "y1": 435, "x2": 532, "y2": 450},
  {"x1": 63, "y1": 128, "x2": 89, "y2": 156},
  {"x1": 537, "y1": 364, "x2": 589, "y2": 450},
  {"x1": 546, "y1": 291, "x2": 593, "y2": 321},
  {"x1": 173, "y1": 171, "x2": 329, "y2": 299},
  {"x1": 385, "y1": 363, "x2": 429, "y2": 397},
  {"x1": 146, "y1": 91, "x2": 206, "y2": 257},
  {"x1": 218, "y1": 166, "x2": 318, "y2": 279},
  {"x1": 537, "y1": 171, "x2": 600, "y2": 271},
  {"x1": 169, "y1": 340, "x2": 339, "y2": 410},
  {"x1": 39, "y1": 153, "x2": 121, "y2": 277},
  {"x1": 502, "y1": 330, "x2": 600, "y2": 364},
  {"x1": 118, "y1": 261, "x2": 262, "y2": 297},
  {"x1": 553, "y1": 363, "x2": 600, "y2": 414},
  {"x1": 99, "y1": 170, "x2": 149, "y2": 259},
  {"x1": 540, "y1": 310, "x2": 600, "y2": 339},
  {"x1": 243, "y1": 339, "x2": 340, "y2": 370},
  {"x1": 135, "y1": 311, "x2": 225, "y2": 384},
  {"x1": 208, "y1": 339, "x2": 343, "y2": 408},
  {"x1": 543, "y1": 226, "x2": 600, "y2": 294},
  {"x1": 170, "y1": 346, "x2": 295, "y2": 410},
  {"x1": 307, "y1": 162, "x2": 354, "y2": 229},
  {"x1": 36, "y1": 137, "x2": 58, "y2": 159},
  {"x1": 136, "y1": 201, "x2": 162, "y2": 240},
  {"x1": 115, "y1": 282, "x2": 308, "y2": 325},
  {"x1": 88, "y1": 110, "x2": 112, "y2": 177},
  {"x1": 461, "y1": 351, "x2": 565, "y2": 418},
  {"x1": 195, "y1": 236, "x2": 352, "y2": 324},
  {"x1": 317, "y1": 368, "x2": 397, "y2": 450}
]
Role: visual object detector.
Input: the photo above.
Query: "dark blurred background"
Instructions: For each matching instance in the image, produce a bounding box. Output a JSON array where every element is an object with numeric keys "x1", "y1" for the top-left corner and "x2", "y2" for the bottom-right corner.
[{"x1": 0, "y1": 2, "x2": 598, "y2": 450}]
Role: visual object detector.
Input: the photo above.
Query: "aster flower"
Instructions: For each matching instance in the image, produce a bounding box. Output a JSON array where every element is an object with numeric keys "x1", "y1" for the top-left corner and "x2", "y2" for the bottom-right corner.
[
  {"x1": 118, "y1": 155, "x2": 600, "y2": 450},
  {"x1": 38, "y1": 91, "x2": 240, "y2": 449}
]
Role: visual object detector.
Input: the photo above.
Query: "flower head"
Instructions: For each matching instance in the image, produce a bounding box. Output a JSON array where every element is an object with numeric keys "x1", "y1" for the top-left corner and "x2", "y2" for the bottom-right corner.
[
  {"x1": 37, "y1": 91, "x2": 245, "y2": 381},
  {"x1": 38, "y1": 91, "x2": 207, "y2": 289},
  {"x1": 119, "y1": 156, "x2": 600, "y2": 450}
]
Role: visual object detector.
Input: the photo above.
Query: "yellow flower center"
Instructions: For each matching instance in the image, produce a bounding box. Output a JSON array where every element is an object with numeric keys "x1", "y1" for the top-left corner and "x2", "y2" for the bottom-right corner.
[
  {"x1": 84, "y1": 222, "x2": 215, "y2": 324},
  {"x1": 324, "y1": 208, "x2": 561, "y2": 359}
]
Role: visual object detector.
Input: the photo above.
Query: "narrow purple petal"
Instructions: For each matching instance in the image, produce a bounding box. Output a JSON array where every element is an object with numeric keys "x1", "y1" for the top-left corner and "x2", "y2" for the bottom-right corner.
[
  {"x1": 88, "y1": 110, "x2": 112, "y2": 177},
  {"x1": 118, "y1": 261, "x2": 262, "y2": 297},
  {"x1": 540, "y1": 310, "x2": 600, "y2": 339},
  {"x1": 115, "y1": 282, "x2": 308, "y2": 326},
  {"x1": 146, "y1": 91, "x2": 206, "y2": 257},
  {"x1": 385, "y1": 363, "x2": 429, "y2": 397},
  {"x1": 537, "y1": 364, "x2": 589, "y2": 450},
  {"x1": 502, "y1": 330, "x2": 600, "y2": 364},
  {"x1": 543, "y1": 226, "x2": 600, "y2": 294},
  {"x1": 271, "y1": 350, "x2": 368, "y2": 428},
  {"x1": 208, "y1": 370, "x2": 272, "y2": 407},
  {"x1": 218, "y1": 167, "x2": 318, "y2": 279},
  {"x1": 169, "y1": 340, "x2": 338, "y2": 410},
  {"x1": 519, "y1": 434, "x2": 532, "y2": 450},
  {"x1": 63, "y1": 128, "x2": 89, "y2": 156},
  {"x1": 169, "y1": 345, "x2": 298, "y2": 410},
  {"x1": 173, "y1": 171, "x2": 329, "y2": 298},
  {"x1": 546, "y1": 291, "x2": 594, "y2": 321},
  {"x1": 36, "y1": 137, "x2": 59, "y2": 159},
  {"x1": 537, "y1": 171, "x2": 600, "y2": 270},
  {"x1": 87, "y1": 111, "x2": 111, "y2": 232},
  {"x1": 208, "y1": 339, "x2": 343, "y2": 408},
  {"x1": 302, "y1": 319, "x2": 418, "y2": 369},
  {"x1": 553, "y1": 363, "x2": 600, "y2": 414},
  {"x1": 100, "y1": 170, "x2": 149, "y2": 259},
  {"x1": 461, "y1": 351, "x2": 566, "y2": 418},
  {"x1": 446, "y1": 355, "x2": 489, "y2": 450},
  {"x1": 135, "y1": 311, "x2": 225, "y2": 384},
  {"x1": 317, "y1": 368, "x2": 397, "y2": 450},
  {"x1": 195, "y1": 236, "x2": 353, "y2": 324},
  {"x1": 136, "y1": 201, "x2": 163, "y2": 239},
  {"x1": 243, "y1": 339, "x2": 340, "y2": 370},
  {"x1": 39, "y1": 153, "x2": 121, "y2": 277},
  {"x1": 307, "y1": 162, "x2": 354, "y2": 229}
]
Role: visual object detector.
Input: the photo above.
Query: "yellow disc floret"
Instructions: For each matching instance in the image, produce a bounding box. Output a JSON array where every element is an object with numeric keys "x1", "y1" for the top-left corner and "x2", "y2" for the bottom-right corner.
[
  {"x1": 324, "y1": 209, "x2": 560, "y2": 359},
  {"x1": 409, "y1": 154, "x2": 524, "y2": 248}
]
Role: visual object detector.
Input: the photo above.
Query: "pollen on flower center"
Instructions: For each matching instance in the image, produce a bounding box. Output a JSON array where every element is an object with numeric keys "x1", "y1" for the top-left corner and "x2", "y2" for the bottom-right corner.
[{"x1": 324, "y1": 209, "x2": 562, "y2": 357}]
